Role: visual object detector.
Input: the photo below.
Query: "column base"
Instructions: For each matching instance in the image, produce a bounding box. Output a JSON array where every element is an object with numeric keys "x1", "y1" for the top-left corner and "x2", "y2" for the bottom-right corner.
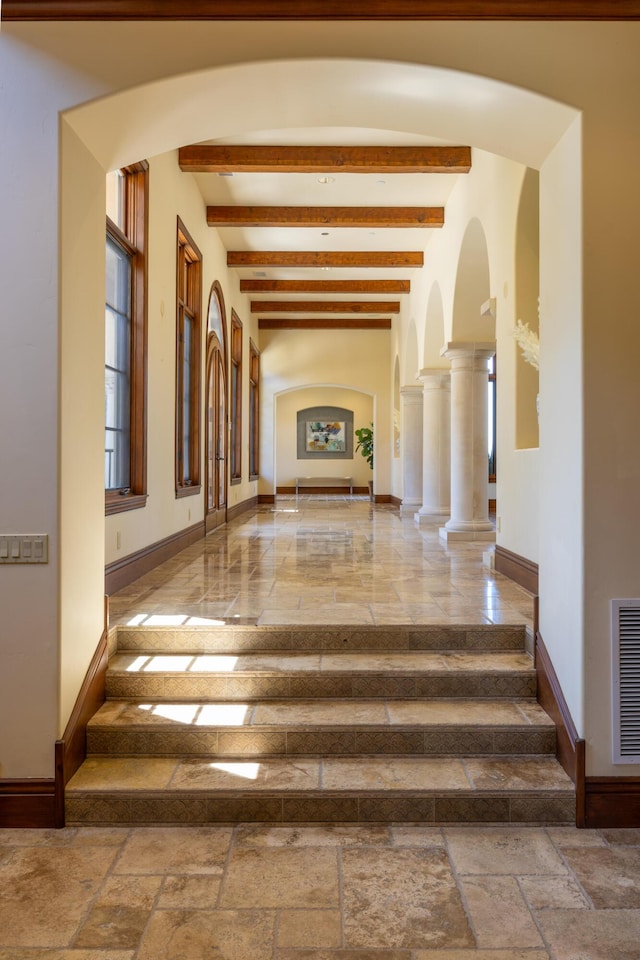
[
  {"x1": 414, "y1": 508, "x2": 450, "y2": 526},
  {"x1": 400, "y1": 499, "x2": 422, "y2": 515},
  {"x1": 439, "y1": 521, "x2": 496, "y2": 543}
]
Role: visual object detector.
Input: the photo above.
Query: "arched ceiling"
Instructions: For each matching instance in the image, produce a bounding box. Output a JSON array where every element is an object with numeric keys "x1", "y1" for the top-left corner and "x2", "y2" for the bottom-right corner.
[{"x1": 65, "y1": 58, "x2": 577, "y2": 331}]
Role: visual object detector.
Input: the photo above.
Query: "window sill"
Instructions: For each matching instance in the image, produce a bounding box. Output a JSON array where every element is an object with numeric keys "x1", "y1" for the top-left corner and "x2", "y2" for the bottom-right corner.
[
  {"x1": 105, "y1": 492, "x2": 148, "y2": 516},
  {"x1": 230, "y1": 477, "x2": 242, "y2": 486},
  {"x1": 249, "y1": 474, "x2": 259, "y2": 482},
  {"x1": 175, "y1": 484, "x2": 202, "y2": 499}
]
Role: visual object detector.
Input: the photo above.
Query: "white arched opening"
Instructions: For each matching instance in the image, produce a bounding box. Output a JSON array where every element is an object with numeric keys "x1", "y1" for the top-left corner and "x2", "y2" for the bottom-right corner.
[{"x1": 57, "y1": 55, "x2": 582, "y2": 750}]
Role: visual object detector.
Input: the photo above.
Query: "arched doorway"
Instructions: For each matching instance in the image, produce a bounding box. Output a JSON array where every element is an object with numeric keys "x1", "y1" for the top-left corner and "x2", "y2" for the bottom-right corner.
[{"x1": 205, "y1": 282, "x2": 228, "y2": 532}]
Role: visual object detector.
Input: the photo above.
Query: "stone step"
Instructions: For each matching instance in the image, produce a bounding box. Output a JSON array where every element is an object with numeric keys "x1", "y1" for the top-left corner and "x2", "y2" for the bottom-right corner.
[
  {"x1": 106, "y1": 651, "x2": 537, "y2": 700},
  {"x1": 114, "y1": 623, "x2": 528, "y2": 655},
  {"x1": 65, "y1": 755, "x2": 575, "y2": 826},
  {"x1": 86, "y1": 698, "x2": 555, "y2": 758}
]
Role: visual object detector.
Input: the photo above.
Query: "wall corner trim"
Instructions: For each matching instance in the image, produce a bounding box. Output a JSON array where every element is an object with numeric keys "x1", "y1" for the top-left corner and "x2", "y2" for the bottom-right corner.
[{"x1": 535, "y1": 631, "x2": 585, "y2": 826}]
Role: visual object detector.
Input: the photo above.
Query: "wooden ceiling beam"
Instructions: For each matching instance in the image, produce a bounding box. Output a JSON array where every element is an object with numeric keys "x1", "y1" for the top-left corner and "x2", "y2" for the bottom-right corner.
[
  {"x1": 180, "y1": 145, "x2": 471, "y2": 174},
  {"x1": 240, "y1": 279, "x2": 410, "y2": 293},
  {"x1": 259, "y1": 318, "x2": 392, "y2": 330},
  {"x1": 228, "y1": 251, "x2": 424, "y2": 268},
  {"x1": 207, "y1": 206, "x2": 443, "y2": 228},
  {"x1": 252, "y1": 300, "x2": 400, "y2": 314},
  {"x1": 5, "y1": 2, "x2": 640, "y2": 20}
]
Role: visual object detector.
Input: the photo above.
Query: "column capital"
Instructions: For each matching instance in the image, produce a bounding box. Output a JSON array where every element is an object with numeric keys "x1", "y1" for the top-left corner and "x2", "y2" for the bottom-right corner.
[
  {"x1": 440, "y1": 341, "x2": 496, "y2": 363},
  {"x1": 418, "y1": 368, "x2": 451, "y2": 388},
  {"x1": 400, "y1": 384, "x2": 424, "y2": 401}
]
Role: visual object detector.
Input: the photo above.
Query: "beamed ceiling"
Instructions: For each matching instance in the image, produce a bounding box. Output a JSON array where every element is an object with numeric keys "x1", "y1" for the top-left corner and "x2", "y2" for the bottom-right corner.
[
  {"x1": 4, "y1": 1, "x2": 640, "y2": 19},
  {"x1": 179, "y1": 142, "x2": 468, "y2": 331},
  {"x1": 7, "y1": 4, "x2": 633, "y2": 328}
]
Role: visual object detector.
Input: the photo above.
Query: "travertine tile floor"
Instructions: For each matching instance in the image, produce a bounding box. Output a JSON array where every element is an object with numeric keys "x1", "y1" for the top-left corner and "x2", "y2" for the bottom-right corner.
[
  {"x1": 2, "y1": 823, "x2": 640, "y2": 958},
  {"x1": 109, "y1": 496, "x2": 534, "y2": 629},
  {"x1": 20, "y1": 497, "x2": 628, "y2": 956}
]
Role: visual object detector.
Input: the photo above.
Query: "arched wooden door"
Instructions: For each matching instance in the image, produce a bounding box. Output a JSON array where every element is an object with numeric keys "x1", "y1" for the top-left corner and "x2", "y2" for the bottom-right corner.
[{"x1": 205, "y1": 284, "x2": 228, "y2": 533}]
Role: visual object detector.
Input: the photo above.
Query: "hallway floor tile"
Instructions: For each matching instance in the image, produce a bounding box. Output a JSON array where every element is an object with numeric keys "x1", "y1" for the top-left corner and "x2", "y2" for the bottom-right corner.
[
  {"x1": 1, "y1": 824, "x2": 640, "y2": 957},
  {"x1": 109, "y1": 497, "x2": 533, "y2": 632}
]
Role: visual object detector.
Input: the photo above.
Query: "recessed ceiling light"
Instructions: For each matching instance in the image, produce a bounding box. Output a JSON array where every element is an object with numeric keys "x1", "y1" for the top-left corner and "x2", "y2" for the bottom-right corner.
[
  {"x1": 253, "y1": 271, "x2": 267, "y2": 278},
  {"x1": 377, "y1": 179, "x2": 386, "y2": 185},
  {"x1": 218, "y1": 172, "x2": 234, "y2": 177},
  {"x1": 321, "y1": 232, "x2": 330, "y2": 236},
  {"x1": 318, "y1": 176, "x2": 335, "y2": 184}
]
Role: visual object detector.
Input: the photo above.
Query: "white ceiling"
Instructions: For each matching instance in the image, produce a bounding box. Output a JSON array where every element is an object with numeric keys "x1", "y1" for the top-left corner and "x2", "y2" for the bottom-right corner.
[{"x1": 189, "y1": 127, "x2": 462, "y2": 294}]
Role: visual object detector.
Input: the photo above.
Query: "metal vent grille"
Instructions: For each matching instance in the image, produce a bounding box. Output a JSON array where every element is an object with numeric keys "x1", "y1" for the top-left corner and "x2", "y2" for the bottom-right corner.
[{"x1": 612, "y1": 600, "x2": 640, "y2": 763}]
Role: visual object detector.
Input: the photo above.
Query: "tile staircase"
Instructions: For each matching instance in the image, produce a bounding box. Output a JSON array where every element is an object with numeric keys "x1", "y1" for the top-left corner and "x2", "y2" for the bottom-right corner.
[{"x1": 66, "y1": 624, "x2": 576, "y2": 826}]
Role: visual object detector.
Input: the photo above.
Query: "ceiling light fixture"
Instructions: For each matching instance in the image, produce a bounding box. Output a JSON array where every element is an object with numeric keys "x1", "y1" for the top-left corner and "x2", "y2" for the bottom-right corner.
[{"x1": 318, "y1": 176, "x2": 335, "y2": 184}]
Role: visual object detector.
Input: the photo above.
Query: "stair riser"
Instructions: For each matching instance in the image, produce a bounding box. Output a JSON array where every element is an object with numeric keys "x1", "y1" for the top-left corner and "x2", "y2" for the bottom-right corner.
[
  {"x1": 66, "y1": 792, "x2": 575, "y2": 827},
  {"x1": 87, "y1": 727, "x2": 556, "y2": 758},
  {"x1": 115, "y1": 626, "x2": 527, "y2": 655},
  {"x1": 106, "y1": 674, "x2": 537, "y2": 701}
]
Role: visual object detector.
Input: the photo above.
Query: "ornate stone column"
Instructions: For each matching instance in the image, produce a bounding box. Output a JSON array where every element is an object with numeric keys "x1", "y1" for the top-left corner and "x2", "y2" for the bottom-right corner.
[
  {"x1": 439, "y1": 342, "x2": 496, "y2": 543},
  {"x1": 415, "y1": 369, "x2": 451, "y2": 523},
  {"x1": 399, "y1": 384, "x2": 424, "y2": 515}
]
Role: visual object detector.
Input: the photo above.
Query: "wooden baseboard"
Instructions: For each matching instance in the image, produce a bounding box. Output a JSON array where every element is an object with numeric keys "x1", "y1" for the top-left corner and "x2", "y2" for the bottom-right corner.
[
  {"x1": 54, "y1": 597, "x2": 110, "y2": 827},
  {"x1": 258, "y1": 494, "x2": 275, "y2": 504},
  {"x1": 276, "y1": 485, "x2": 370, "y2": 495},
  {"x1": 584, "y1": 778, "x2": 640, "y2": 827},
  {"x1": 226, "y1": 495, "x2": 258, "y2": 523},
  {"x1": 495, "y1": 545, "x2": 539, "y2": 595},
  {"x1": 105, "y1": 520, "x2": 205, "y2": 594},
  {"x1": 390, "y1": 495, "x2": 402, "y2": 507},
  {"x1": 0, "y1": 779, "x2": 57, "y2": 828},
  {"x1": 535, "y1": 631, "x2": 585, "y2": 825}
]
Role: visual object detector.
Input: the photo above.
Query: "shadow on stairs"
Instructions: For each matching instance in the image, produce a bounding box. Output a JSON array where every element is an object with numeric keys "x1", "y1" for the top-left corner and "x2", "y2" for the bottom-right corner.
[{"x1": 66, "y1": 624, "x2": 575, "y2": 827}]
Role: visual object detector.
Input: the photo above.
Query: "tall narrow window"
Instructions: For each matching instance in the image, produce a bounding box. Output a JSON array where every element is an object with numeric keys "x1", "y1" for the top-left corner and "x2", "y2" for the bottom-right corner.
[
  {"x1": 105, "y1": 162, "x2": 148, "y2": 515},
  {"x1": 488, "y1": 353, "x2": 497, "y2": 481},
  {"x1": 176, "y1": 219, "x2": 202, "y2": 496},
  {"x1": 249, "y1": 340, "x2": 260, "y2": 480},
  {"x1": 230, "y1": 311, "x2": 243, "y2": 483}
]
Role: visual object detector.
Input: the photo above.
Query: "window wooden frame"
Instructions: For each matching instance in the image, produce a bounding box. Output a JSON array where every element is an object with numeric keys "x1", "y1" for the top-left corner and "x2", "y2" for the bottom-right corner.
[
  {"x1": 230, "y1": 310, "x2": 243, "y2": 484},
  {"x1": 175, "y1": 217, "x2": 202, "y2": 497},
  {"x1": 249, "y1": 339, "x2": 260, "y2": 481},
  {"x1": 105, "y1": 160, "x2": 148, "y2": 516}
]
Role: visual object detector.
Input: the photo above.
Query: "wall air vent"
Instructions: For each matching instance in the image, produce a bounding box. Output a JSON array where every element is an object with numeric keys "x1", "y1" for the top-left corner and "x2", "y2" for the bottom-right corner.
[{"x1": 611, "y1": 599, "x2": 640, "y2": 763}]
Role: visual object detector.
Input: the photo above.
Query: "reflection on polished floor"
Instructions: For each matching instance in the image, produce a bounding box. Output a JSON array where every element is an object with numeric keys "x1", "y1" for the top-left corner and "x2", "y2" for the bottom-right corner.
[
  {"x1": 7, "y1": 500, "x2": 636, "y2": 958},
  {"x1": 109, "y1": 496, "x2": 533, "y2": 630}
]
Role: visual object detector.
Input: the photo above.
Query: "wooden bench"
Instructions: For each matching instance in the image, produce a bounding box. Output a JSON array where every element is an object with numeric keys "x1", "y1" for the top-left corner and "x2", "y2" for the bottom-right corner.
[{"x1": 295, "y1": 476, "x2": 353, "y2": 496}]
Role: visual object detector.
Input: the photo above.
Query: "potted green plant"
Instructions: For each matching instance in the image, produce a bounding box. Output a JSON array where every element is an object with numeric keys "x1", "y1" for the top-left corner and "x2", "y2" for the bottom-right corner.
[{"x1": 355, "y1": 423, "x2": 374, "y2": 499}]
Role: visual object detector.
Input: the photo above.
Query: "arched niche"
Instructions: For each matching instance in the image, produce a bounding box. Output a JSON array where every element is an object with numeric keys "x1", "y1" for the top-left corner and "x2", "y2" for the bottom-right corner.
[
  {"x1": 451, "y1": 218, "x2": 493, "y2": 342},
  {"x1": 514, "y1": 168, "x2": 540, "y2": 449},
  {"x1": 424, "y1": 282, "x2": 448, "y2": 367},
  {"x1": 403, "y1": 321, "x2": 420, "y2": 384}
]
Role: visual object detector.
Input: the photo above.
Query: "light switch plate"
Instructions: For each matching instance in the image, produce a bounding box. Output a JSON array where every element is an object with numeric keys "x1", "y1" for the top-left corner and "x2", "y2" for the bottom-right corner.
[{"x1": 0, "y1": 535, "x2": 49, "y2": 564}]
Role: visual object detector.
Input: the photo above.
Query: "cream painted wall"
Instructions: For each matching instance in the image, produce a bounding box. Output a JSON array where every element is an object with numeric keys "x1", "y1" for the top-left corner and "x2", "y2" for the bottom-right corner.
[
  {"x1": 59, "y1": 123, "x2": 107, "y2": 735},
  {"x1": 259, "y1": 328, "x2": 391, "y2": 497},
  {"x1": 104, "y1": 150, "x2": 257, "y2": 567},
  {"x1": 4, "y1": 20, "x2": 640, "y2": 780},
  {"x1": 539, "y1": 118, "x2": 584, "y2": 739},
  {"x1": 0, "y1": 36, "x2": 109, "y2": 776},
  {"x1": 275, "y1": 388, "x2": 374, "y2": 490}
]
